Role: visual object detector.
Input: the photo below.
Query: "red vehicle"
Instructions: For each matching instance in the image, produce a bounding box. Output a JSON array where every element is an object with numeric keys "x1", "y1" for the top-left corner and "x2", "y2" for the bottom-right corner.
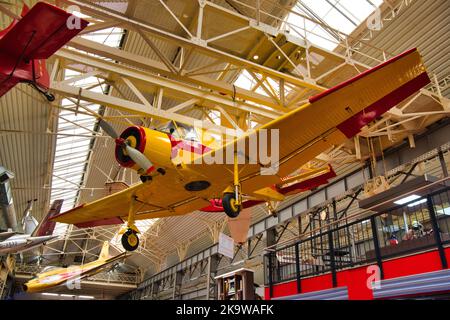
[{"x1": 0, "y1": 2, "x2": 88, "y2": 100}]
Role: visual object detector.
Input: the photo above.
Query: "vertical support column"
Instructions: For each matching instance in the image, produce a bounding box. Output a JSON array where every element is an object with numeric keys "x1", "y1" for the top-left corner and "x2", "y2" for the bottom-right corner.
[
  {"x1": 151, "y1": 280, "x2": 159, "y2": 299},
  {"x1": 294, "y1": 243, "x2": 301, "y2": 293},
  {"x1": 197, "y1": 0, "x2": 205, "y2": 39},
  {"x1": 172, "y1": 270, "x2": 184, "y2": 300},
  {"x1": 0, "y1": 262, "x2": 5, "y2": 300},
  {"x1": 427, "y1": 196, "x2": 448, "y2": 269},
  {"x1": 328, "y1": 231, "x2": 337, "y2": 287},
  {"x1": 439, "y1": 149, "x2": 449, "y2": 177},
  {"x1": 206, "y1": 254, "x2": 219, "y2": 300},
  {"x1": 255, "y1": 0, "x2": 261, "y2": 25},
  {"x1": 266, "y1": 227, "x2": 277, "y2": 299},
  {"x1": 267, "y1": 252, "x2": 274, "y2": 299},
  {"x1": 370, "y1": 216, "x2": 384, "y2": 279}
]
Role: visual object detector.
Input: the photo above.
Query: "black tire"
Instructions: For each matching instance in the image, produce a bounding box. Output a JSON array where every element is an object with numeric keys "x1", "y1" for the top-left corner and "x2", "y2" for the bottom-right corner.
[
  {"x1": 45, "y1": 93, "x2": 55, "y2": 102},
  {"x1": 140, "y1": 175, "x2": 152, "y2": 183},
  {"x1": 121, "y1": 229, "x2": 139, "y2": 251},
  {"x1": 222, "y1": 193, "x2": 241, "y2": 218}
]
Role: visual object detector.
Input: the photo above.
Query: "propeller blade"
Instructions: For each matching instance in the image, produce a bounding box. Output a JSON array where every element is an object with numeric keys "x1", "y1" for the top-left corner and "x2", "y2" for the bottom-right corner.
[
  {"x1": 99, "y1": 119, "x2": 119, "y2": 139},
  {"x1": 124, "y1": 145, "x2": 155, "y2": 174},
  {"x1": 99, "y1": 119, "x2": 155, "y2": 175}
]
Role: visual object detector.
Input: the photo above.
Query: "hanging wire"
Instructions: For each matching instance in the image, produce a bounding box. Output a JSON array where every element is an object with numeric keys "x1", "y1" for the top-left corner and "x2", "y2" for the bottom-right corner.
[{"x1": 378, "y1": 136, "x2": 388, "y2": 178}]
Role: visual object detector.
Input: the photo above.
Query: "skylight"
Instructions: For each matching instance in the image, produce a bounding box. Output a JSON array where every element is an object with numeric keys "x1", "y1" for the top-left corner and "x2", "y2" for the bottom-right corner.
[
  {"x1": 233, "y1": 0, "x2": 384, "y2": 92},
  {"x1": 49, "y1": 18, "x2": 125, "y2": 235},
  {"x1": 394, "y1": 195, "x2": 421, "y2": 206},
  {"x1": 285, "y1": 0, "x2": 384, "y2": 51}
]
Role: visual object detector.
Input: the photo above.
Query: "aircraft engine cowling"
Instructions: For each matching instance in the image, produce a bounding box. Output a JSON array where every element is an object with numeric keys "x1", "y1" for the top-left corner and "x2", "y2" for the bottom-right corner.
[{"x1": 115, "y1": 126, "x2": 173, "y2": 173}]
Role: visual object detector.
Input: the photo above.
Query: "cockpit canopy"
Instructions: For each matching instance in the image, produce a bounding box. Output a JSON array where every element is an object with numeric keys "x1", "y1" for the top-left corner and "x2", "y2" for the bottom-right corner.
[
  {"x1": 41, "y1": 266, "x2": 60, "y2": 273},
  {"x1": 157, "y1": 121, "x2": 200, "y2": 142}
]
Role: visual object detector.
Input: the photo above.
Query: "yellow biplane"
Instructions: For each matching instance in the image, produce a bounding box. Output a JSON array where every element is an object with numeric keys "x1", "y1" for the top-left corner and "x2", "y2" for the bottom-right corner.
[{"x1": 52, "y1": 48, "x2": 430, "y2": 251}]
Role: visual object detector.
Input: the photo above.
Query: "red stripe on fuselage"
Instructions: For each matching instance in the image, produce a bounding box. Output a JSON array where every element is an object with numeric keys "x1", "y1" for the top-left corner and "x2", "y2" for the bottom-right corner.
[{"x1": 168, "y1": 134, "x2": 212, "y2": 158}]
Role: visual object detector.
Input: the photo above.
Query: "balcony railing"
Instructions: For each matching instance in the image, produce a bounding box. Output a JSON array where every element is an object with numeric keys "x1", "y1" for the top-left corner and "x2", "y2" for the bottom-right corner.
[{"x1": 265, "y1": 187, "x2": 450, "y2": 291}]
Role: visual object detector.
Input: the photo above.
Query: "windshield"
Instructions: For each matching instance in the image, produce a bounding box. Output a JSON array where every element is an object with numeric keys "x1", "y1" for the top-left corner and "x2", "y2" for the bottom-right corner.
[{"x1": 157, "y1": 121, "x2": 200, "y2": 142}]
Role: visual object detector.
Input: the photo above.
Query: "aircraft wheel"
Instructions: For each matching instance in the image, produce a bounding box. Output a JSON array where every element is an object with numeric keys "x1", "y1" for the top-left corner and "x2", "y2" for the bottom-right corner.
[
  {"x1": 222, "y1": 193, "x2": 241, "y2": 218},
  {"x1": 45, "y1": 93, "x2": 55, "y2": 102},
  {"x1": 121, "y1": 229, "x2": 139, "y2": 251},
  {"x1": 140, "y1": 175, "x2": 152, "y2": 183}
]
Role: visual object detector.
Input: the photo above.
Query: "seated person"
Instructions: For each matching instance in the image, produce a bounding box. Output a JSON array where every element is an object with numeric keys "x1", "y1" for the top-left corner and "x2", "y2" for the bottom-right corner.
[
  {"x1": 402, "y1": 229, "x2": 415, "y2": 241},
  {"x1": 411, "y1": 220, "x2": 425, "y2": 238},
  {"x1": 389, "y1": 234, "x2": 399, "y2": 245}
]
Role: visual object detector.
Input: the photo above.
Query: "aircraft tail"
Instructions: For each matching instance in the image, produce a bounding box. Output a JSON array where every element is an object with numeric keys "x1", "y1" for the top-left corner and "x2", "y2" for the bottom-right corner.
[
  {"x1": 22, "y1": 200, "x2": 38, "y2": 234},
  {"x1": 32, "y1": 200, "x2": 64, "y2": 237},
  {"x1": 98, "y1": 241, "x2": 110, "y2": 261}
]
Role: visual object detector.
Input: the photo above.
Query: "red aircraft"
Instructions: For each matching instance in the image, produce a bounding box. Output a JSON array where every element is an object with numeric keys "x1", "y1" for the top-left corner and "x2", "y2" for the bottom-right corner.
[{"x1": 0, "y1": 2, "x2": 88, "y2": 100}]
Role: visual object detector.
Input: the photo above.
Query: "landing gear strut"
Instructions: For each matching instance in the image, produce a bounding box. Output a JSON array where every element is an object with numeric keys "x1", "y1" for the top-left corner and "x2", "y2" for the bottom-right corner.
[
  {"x1": 119, "y1": 195, "x2": 141, "y2": 251},
  {"x1": 223, "y1": 152, "x2": 242, "y2": 218}
]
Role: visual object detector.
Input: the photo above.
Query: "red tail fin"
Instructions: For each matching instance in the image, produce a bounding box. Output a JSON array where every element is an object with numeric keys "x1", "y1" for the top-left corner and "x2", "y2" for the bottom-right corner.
[{"x1": 33, "y1": 200, "x2": 64, "y2": 237}]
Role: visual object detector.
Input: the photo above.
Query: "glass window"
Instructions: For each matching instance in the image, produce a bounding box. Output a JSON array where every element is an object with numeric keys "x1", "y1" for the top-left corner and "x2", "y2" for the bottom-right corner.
[
  {"x1": 375, "y1": 199, "x2": 435, "y2": 259},
  {"x1": 333, "y1": 219, "x2": 374, "y2": 268},
  {"x1": 432, "y1": 190, "x2": 450, "y2": 243}
]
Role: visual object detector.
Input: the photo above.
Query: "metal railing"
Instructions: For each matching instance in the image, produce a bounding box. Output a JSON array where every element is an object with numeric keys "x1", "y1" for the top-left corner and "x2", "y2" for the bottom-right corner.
[{"x1": 265, "y1": 187, "x2": 450, "y2": 294}]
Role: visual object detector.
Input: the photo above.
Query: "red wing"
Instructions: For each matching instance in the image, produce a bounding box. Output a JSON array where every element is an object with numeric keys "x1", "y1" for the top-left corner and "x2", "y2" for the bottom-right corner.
[
  {"x1": 0, "y1": 2, "x2": 88, "y2": 60},
  {"x1": 0, "y1": 76, "x2": 19, "y2": 97}
]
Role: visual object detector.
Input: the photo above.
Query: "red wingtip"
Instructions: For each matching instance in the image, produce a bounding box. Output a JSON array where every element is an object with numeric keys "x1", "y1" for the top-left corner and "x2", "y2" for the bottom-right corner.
[{"x1": 21, "y1": 4, "x2": 30, "y2": 17}]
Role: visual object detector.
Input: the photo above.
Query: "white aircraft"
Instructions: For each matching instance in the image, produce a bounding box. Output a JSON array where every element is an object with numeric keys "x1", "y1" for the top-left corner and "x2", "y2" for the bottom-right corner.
[{"x1": 0, "y1": 200, "x2": 62, "y2": 255}]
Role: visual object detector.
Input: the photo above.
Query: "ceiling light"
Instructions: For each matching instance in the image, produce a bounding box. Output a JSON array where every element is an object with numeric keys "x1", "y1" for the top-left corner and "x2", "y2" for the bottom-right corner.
[
  {"x1": 407, "y1": 198, "x2": 427, "y2": 207},
  {"x1": 79, "y1": 295, "x2": 95, "y2": 299},
  {"x1": 394, "y1": 194, "x2": 421, "y2": 205},
  {"x1": 359, "y1": 175, "x2": 445, "y2": 213},
  {"x1": 253, "y1": 55, "x2": 259, "y2": 60},
  {"x1": 60, "y1": 294, "x2": 74, "y2": 298},
  {"x1": 41, "y1": 293, "x2": 58, "y2": 296},
  {"x1": 437, "y1": 207, "x2": 450, "y2": 216}
]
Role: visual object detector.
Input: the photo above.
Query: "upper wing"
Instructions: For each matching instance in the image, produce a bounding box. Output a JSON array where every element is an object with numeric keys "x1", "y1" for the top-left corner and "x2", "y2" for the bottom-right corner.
[
  {"x1": 184, "y1": 48, "x2": 430, "y2": 197},
  {"x1": 53, "y1": 48, "x2": 429, "y2": 226},
  {"x1": 0, "y1": 2, "x2": 88, "y2": 60}
]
